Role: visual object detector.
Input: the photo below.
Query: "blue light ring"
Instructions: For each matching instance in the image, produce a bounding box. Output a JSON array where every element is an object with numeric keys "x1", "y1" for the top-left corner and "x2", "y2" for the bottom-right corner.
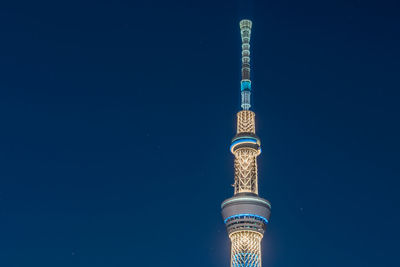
[
  {"x1": 224, "y1": 213, "x2": 269, "y2": 224},
  {"x1": 230, "y1": 140, "x2": 256, "y2": 149},
  {"x1": 231, "y1": 135, "x2": 259, "y2": 143},
  {"x1": 230, "y1": 138, "x2": 260, "y2": 153}
]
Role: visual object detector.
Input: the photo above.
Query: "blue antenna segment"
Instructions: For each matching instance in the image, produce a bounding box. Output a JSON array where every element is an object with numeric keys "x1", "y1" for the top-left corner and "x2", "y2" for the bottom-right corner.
[{"x1": 241, "y1": 80, "x2": 251, "y2": 91}]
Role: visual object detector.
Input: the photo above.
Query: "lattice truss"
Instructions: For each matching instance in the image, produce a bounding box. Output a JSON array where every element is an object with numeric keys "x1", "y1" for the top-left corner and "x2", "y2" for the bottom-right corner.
[
  {"x1": 230, "y1": 231, "x2": 262, "y2": 267},
  {"x1": 234, "y1": 110, "x2": 258, "y2": 194},
  {"x1": 234, "y1": 148, "x2": 258, "y2": 194},
  {"x1": 237, "y1": 111, "x2": 255, "y2": 134}
]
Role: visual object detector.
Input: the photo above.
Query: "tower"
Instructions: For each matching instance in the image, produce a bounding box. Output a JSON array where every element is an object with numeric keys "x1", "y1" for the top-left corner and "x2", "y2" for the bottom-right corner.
[{"x1": 221, "y1": 20, "x2": 271, "y2": 267}]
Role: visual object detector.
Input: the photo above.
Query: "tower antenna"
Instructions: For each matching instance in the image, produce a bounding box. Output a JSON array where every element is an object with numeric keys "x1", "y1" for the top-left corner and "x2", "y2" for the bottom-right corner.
[{"x1": 240, "y1": 19, "x2": 252, "y2": 110}]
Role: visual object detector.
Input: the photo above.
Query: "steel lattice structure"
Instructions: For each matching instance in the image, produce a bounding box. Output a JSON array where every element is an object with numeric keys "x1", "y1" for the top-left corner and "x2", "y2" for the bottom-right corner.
[
  {"x1": 221, "y1": 20, "x2": 271, "y2": 267},
  {"x1": 234, "y1": 148, "x2": 258, "y2": 194},
  {"x1": 230, "y1": 231, "x2": 262, "y2": 267}
]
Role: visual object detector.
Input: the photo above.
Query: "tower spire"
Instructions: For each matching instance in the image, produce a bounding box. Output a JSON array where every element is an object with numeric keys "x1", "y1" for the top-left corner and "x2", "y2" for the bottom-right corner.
[
  {"x1": 240, "y1": 19, "x2": 252, "y2": 110},
  {"x1": 221, "y1": 20, "x2": 271, "y2": 267}
]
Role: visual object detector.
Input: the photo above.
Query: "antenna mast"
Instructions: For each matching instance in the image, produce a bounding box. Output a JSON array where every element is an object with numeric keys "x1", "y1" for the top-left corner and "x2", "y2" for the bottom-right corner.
[{"x1": 240, "y1": 19, "x2": 252, "y2": 110}]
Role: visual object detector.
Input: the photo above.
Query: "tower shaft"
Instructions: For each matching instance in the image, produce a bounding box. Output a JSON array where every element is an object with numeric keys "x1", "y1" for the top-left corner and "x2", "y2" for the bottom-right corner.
[
  {"x1": 233, "y1": 110, "x2": 259, "y2": 194},
  {"x1": 221, "y1": 20, "x2": 271, "y2": 267},
  {"x1": 230, "y1": 231, "x2": 262, "y2": 267}
]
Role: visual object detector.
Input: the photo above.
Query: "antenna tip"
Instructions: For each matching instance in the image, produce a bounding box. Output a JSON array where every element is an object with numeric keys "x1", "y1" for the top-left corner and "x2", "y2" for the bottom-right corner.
[{"x1": 240, "y1": 19, "x2": 252, "y2": 30}]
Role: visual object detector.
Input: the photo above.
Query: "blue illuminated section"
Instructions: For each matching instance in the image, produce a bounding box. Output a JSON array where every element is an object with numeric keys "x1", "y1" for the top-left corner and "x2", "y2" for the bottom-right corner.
[
  {"x1": 241, "y1": 80, "x2": 251, "y2": 91},
  {"x1": 230, "y1": 138, "x2": 258, "y2": 151},
  {"x1": 224, "y1": 213, "x2": 269, "y2": 224},
  {"x1": 232, "y1": 252, "x2": 259, "y2": 267}
]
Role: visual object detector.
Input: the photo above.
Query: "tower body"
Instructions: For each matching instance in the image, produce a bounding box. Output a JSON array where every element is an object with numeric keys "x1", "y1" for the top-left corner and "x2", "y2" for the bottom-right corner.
[{"x1": 221, "y1": 20, "x2": 271, "y2": 267}]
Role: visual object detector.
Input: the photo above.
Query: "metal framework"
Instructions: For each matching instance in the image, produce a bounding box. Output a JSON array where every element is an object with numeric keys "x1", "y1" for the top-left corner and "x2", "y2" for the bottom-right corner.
[
  {"x1": 234, "y1": 148, "x2": 258, "y2": 194},
  {"x1": 237, "y1": 111, "x2": 256, "y2": 134},
  {"x1": 230, "y1": 231, "x2": 262, "y2": 267},
  {"x1": 234, "y1": 109, "x2": 258, "y2": 194}
]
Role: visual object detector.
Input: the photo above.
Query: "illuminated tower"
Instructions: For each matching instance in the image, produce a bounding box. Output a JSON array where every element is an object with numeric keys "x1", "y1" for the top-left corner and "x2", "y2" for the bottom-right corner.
[{"x1": 221, "y1": 20, "x2": 271, "y2": 267}]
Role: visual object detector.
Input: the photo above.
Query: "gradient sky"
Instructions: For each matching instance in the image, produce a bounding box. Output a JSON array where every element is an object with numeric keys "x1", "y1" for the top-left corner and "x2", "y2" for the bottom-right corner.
[{"x1": 1, "y1": 0, "x2": 400, "y2": 267}]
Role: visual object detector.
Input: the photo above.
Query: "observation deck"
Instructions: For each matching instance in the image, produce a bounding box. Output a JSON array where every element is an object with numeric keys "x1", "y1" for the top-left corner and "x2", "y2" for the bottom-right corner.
[{"x1": 221, "y1": 193, "x2": 271, "y2": 235}]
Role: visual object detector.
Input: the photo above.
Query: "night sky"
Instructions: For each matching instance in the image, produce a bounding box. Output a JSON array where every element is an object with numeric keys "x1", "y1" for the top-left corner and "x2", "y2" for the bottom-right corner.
[{"x1": 1, "y1": 0, "x2": 400, "y2": 266}]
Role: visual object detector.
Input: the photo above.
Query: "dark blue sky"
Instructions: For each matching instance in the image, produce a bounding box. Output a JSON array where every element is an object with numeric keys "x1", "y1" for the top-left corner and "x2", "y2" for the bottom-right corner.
[{"x1": 1, "y1": 0, "x2": 399, "y2": 266}]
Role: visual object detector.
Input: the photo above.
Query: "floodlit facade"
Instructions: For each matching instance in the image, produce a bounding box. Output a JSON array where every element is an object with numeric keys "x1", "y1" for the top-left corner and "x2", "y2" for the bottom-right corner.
[{"x1": 221, "y1": 19, "x2": 271, "y2": 267}]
